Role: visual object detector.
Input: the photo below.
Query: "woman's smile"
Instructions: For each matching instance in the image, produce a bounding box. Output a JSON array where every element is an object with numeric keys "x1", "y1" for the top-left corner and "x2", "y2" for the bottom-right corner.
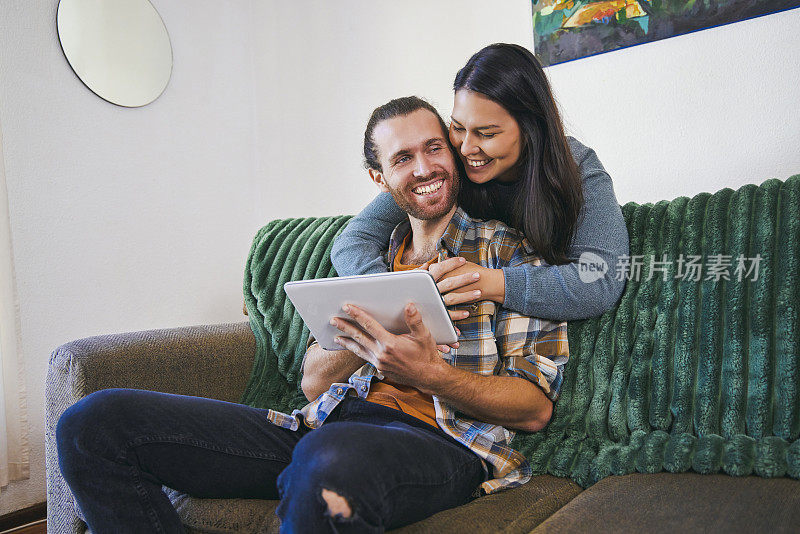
[{"x1": 465, "y1": 157, "x2": 493, "y2": 168}]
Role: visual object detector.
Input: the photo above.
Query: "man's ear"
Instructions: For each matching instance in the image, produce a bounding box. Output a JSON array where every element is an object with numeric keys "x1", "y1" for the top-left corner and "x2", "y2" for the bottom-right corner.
[{"x1": 368, "y1": 168, "x2": 390, "y2": 193}]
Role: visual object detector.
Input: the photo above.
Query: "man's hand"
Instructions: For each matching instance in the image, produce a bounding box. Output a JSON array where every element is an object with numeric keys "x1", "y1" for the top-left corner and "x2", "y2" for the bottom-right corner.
[{"x1": 331, "y1": 303, "x2": 445, "y2": 393}]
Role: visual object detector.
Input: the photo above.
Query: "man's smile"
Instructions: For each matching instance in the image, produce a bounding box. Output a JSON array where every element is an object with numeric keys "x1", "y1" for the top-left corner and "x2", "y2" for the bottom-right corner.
[{"x1": 412, "y1": 178, "x2": 445, "y2": 196}]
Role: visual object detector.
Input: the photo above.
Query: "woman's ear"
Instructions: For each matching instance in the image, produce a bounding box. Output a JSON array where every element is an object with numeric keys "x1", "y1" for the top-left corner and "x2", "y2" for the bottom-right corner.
[{"x1": 368, "y1": 168, "x2": 390, "y2": 193}]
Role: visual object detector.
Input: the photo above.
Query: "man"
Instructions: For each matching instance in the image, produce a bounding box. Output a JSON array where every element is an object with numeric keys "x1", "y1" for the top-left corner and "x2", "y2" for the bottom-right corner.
[
  {"x1": 268, "y1": 96, "x2": 568, "y2": 529},
  {"x1": 56, "y1": 97, "x2": 567, "y2": 533}
]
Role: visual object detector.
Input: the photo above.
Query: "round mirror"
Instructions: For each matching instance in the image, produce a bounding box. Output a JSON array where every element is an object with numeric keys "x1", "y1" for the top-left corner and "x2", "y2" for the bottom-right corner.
[{"x1": 57, "y1": 0, "x2": 173, "y2": 108}]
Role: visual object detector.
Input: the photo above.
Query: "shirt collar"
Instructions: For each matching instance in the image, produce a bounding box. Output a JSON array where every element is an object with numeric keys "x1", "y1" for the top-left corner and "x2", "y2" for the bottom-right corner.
[
  {"x1": 438, "y1": 206, "x2": 473, "y2": 257},
  {"x1": 386, "y1": 207, "x2": 474, "y2": 266}
]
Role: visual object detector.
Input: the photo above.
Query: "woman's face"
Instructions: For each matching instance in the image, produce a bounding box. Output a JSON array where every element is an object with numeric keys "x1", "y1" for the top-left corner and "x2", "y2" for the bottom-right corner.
[{"x1": 449, "y1": 89, "x2": 523, "y2": 184}]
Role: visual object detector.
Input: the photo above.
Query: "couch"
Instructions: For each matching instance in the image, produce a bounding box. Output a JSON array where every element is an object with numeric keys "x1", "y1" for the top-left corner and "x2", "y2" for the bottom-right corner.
[{"x1": 46, "y1": 175, "x2": 800, "y2": 533}]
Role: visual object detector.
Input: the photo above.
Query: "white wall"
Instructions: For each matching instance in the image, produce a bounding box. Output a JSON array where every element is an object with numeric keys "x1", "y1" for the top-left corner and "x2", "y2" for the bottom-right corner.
[
  {"x1": 0, "y1": 0, "x2": 257, "y2": 514},
  {"x1": 1, "y1": 0, "x2": 798, "y2": 518},
  {"x1": 548, "y1": 7, "x2": 800, "y2": 204}
]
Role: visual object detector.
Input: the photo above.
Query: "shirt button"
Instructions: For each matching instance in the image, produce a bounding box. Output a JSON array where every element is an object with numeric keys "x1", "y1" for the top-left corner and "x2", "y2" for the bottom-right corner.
[{"x1": 336, "y1": 387, "x2": 343, "y2": 395}]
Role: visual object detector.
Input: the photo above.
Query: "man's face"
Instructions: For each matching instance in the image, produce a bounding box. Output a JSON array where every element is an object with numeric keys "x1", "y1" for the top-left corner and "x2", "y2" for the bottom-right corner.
[{"x1": 369, "y1": 109, "x2": 460, "y2": 221}]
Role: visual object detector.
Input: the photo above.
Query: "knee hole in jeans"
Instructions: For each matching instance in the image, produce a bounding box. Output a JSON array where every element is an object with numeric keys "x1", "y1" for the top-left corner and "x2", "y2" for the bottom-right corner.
[{"x1": 321, "y1": 488, "x2": 352, "y2": 518}]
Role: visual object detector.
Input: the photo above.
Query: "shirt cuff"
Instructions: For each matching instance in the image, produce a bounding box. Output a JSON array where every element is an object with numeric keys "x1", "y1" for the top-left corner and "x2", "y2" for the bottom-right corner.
[
  {"x1": 501, "y1": 265, "x2": 528, "y2": 313},
  {"x1": 300, "y1": 337, "x2": 319, "y2": 374},
  {"x1": 504, "y1": 357, "x2": 558, "y2": 401}
]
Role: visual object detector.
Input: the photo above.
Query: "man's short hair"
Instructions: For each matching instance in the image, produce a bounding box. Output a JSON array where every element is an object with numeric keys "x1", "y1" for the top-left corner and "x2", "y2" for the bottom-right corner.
[{"x1": 363, "y1": 96, "x2": 450, "y2": 172}]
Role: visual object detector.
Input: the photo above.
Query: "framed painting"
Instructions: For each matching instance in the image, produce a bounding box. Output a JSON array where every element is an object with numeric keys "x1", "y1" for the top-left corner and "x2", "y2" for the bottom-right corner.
[{"x1": 533, "y1": 0, "x2": 800, "y2": 66}]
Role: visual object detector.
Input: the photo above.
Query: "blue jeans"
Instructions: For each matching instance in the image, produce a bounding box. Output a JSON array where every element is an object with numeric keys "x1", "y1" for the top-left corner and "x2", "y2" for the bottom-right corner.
[{"x1": 56, "y1": 388, "x2": 486, "y2": 533}]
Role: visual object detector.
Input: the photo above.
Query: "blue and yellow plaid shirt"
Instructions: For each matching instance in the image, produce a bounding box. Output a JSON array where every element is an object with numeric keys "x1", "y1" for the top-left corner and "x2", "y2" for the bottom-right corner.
[{"x1": 267, "y1": 207, "x2": 569, "y2": 494}]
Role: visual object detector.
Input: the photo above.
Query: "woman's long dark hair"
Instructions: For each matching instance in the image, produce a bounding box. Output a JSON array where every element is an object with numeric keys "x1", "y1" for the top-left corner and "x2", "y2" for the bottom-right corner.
[{"x1": 454, "y1": 43, "x2": 583, "y2": 265}]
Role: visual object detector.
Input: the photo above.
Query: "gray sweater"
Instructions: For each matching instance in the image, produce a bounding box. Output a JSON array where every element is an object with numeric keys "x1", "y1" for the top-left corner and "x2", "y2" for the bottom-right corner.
[{"x1": 330, "y1": 137, "x2": 629, "y2": 321}]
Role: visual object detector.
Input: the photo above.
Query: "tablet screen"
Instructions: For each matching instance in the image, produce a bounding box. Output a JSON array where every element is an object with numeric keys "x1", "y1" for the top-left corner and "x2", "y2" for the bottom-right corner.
[{"x1": 284, "y1": 271, "x2": 457, "y2": 351}]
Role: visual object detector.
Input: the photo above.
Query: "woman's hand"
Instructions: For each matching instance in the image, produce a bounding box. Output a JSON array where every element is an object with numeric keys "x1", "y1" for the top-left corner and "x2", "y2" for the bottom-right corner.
[{"x1": 428, "y1": 258, "x2": 506, "y2": 320}]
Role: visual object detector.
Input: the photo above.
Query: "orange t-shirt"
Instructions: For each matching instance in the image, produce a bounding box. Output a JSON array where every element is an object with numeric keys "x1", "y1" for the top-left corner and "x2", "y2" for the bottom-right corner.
[{"x1": 364, "y1": 234, "x2": 439, "y2": 428}]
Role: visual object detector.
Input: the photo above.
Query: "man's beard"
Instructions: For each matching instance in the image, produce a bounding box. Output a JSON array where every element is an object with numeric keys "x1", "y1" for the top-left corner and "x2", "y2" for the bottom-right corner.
[{"x1": 387, "y1": 170, "x2": 460, "y2": 221}]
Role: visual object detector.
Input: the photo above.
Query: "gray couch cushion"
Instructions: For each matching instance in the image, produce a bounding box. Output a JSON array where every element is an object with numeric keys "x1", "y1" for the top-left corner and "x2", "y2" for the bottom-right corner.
[
  {"x1": 166, "y1": 488, "x2": 281, "y2": 534},
  {"x1": 394, "y1": 475, "x2": 582, "y2": 533},
  {"x1": 532, "y1": 472, "x2": 800, "y2": 533},
  {"x1": 166, "y1": 475, "x2": 582, "y2": 534}
]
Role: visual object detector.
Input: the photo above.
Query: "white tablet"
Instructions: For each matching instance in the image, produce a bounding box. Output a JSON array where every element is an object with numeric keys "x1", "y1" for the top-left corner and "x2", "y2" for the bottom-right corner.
[{"x1": 284, "y1": 271, "x2": 458, "y2": 351}]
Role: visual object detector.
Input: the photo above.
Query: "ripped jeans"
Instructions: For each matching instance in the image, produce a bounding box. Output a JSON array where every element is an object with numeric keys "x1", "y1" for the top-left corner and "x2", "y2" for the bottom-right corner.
[{"x1": 56, "y1": 388, "x2": 486, "y2": 533}]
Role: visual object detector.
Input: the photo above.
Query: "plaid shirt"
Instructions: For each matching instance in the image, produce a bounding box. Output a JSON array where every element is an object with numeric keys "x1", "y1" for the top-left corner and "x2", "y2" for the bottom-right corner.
[{"x1": 267, "y1": 207, "x2": 569, "y2": 494}]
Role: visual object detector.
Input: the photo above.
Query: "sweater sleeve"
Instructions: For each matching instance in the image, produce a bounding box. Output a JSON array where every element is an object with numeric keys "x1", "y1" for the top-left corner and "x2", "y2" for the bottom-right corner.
[
  {"x1": 331, "y1": 192, "x2": 406, "y2": 276},
  {"x1": 501, "y1": 138, "x2": 629, "y2": 321}
]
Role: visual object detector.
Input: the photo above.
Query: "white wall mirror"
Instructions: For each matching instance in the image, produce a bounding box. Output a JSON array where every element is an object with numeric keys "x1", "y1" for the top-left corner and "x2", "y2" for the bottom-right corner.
[{"x1": 57, "y1": 0, "x2": 173, "y2": 108}]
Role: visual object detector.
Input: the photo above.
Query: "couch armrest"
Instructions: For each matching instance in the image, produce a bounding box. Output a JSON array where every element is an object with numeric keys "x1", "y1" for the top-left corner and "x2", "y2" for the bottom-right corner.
[{"x1": 45, "y1": 321, "x2": 256, "y2": 534}]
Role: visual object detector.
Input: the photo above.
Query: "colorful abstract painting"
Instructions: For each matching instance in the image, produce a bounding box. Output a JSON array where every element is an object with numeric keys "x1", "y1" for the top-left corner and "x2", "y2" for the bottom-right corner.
[{"x1": 533, "y1": 0, "x2": 800, "y2": 66}]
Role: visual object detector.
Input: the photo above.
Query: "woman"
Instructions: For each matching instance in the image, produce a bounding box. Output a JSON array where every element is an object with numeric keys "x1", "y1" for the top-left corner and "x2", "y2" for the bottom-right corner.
[{"x1": 331, "y1": 43, "x2": 629, "y2": 321}]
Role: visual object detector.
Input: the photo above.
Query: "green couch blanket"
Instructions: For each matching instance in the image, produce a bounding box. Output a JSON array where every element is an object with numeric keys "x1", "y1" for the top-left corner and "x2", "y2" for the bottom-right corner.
[{"x1": 240, "y1": 175, "x2": 800, "y2": 488}]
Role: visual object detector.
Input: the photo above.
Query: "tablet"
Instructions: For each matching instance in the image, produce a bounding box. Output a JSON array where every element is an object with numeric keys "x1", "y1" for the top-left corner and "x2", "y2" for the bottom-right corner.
[{"x1": 284, "y1": 271, "x2": 458, "y2": 351}]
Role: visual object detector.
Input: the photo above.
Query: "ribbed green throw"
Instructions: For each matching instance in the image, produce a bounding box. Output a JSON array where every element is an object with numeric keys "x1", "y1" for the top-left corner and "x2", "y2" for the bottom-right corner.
[{"x1": 240, "y1": 175, "x2": 800, "y2": 488}]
